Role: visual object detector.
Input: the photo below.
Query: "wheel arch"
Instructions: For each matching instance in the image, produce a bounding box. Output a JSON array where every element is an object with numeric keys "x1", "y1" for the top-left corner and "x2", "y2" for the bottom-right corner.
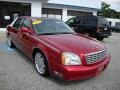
[
  {"x1": 32, "y1": 47, "x2": 50, "y2": 76},
  {"x1": 32, "y1": 48, "x2": 48, "y2": 62}
]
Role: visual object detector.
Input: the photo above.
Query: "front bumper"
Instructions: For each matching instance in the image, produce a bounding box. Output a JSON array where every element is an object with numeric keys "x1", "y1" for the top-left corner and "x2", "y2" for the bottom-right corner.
[
  {"x1": 97, "y1": 32, "x2": 111, "y2": 37},
  {"x1": 51, "y1": 55, "x2": 111, "y2": 81}
]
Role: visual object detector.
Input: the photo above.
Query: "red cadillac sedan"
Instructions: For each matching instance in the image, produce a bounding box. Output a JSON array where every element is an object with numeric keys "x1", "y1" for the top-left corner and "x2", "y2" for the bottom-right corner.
[{"x1": 6, "y1": 17, "x2": 111, "y2": 81}]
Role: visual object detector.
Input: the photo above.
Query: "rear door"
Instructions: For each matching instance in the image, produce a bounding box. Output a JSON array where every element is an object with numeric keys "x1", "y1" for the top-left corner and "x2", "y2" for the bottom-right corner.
[
  {"x1": 10, "y1": 17, "x2": 23, "y2": 48},
  {"x1": 82, "y1": 16, "x2": 97, "y2": 29}
]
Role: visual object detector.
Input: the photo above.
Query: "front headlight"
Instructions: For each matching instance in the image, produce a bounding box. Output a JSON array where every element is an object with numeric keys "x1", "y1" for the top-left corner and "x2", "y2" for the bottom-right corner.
[{"x1": 62, "y1": 52, "x2": 82, "y2": 65}]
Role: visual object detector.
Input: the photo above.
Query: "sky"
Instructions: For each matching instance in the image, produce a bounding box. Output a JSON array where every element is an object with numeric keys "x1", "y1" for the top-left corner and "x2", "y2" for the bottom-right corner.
[{"x1": 48, "y1": 0, "x2": 120, "y2": 11}]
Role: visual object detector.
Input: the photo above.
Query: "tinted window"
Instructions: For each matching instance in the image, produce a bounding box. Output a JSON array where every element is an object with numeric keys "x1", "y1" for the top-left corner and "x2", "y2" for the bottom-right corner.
[
  {"x1": 13, "y1": 18, "x2": 23, "y2": 29},
  {"x1": 74, "y1": 18, "x2": 81, "y2": 24},
  {"x1": 21, "y1": 19, "x2": 31, "y2": 28},
  {"x1": 67, "y1": 18, "x2": 74, "y2": 25},
  {"x1": 33, "y1": 20, "x2": 74, "y2": 35},
  {"x1": 82, "y1": 17, "x2": 97, "y2": 25},
  {"x1": 98, "y1": 17, "x2": 110, "y2": 26}
]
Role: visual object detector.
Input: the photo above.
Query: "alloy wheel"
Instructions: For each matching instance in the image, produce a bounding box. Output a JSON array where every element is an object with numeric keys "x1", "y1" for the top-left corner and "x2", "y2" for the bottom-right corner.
[{"x1": 35, "y1": 52, "x2": 46, "y2": 75}]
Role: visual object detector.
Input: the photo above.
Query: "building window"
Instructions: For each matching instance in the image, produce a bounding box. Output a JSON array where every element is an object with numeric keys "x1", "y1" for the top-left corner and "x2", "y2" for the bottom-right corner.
[
  {"x1": 42, "y1": 8, "x2": 48, "y2": 18},
  {"x1": 42, "y1": 8, "x2": 62, "y2": 20},
  {"x1": 0, "y1": 1, "x2": 31, "y2": 28},
  {"x1": 55, "y1": 9, "x2": 62, "y2": 20},
  {"x1": 48, "y1": 8, "x2": 55, "y2": 18},
  {"x1": 67, "y1": 10, "x2": 74, "y2": 20}
]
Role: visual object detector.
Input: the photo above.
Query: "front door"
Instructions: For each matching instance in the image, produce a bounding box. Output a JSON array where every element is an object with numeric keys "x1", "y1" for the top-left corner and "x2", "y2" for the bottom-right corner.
[{"x1": 19, "y1": 18, "x2": 34, "y2": 57}]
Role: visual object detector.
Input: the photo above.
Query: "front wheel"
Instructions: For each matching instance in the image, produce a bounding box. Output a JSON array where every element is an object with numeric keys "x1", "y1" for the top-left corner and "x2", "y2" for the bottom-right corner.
[
  {"x1": 97, "y1": 37, "x2": 104, "y2": 41},
  {"x1": 34, "y1": 51, "x2": 49, "y2": 76}
]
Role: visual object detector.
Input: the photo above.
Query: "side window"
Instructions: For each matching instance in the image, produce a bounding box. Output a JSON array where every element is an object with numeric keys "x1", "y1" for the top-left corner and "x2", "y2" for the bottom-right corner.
[
  {"x1": 82, "y1": 17, "x2": 88, "y2": 24},
  {"x1": 67, "y1": 18, "x2": 74, "y2": 25},
  {"x1": 82, "y1": 17, "x2": 97, "y2": 25},
  {"x1": 21, "y1": 19, "x2": 31, "y2": 28},
  {"x1": 13, "y1": 18, "x2": 23, "y2": 29},
  {"x1": 74, "y1": 18, "x2": 81, "y2": 24}
]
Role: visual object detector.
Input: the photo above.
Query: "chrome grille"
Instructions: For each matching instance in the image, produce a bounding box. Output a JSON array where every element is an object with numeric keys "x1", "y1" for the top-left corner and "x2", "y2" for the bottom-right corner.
[{"x1": 85, "y1": 49, "x2": 107, "y2": 64}]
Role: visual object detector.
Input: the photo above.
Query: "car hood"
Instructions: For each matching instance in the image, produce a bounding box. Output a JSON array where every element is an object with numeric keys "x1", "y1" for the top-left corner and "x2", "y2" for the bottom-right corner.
[{"x1": 37, "y1": 34, "x2": 106, "y2": 55}]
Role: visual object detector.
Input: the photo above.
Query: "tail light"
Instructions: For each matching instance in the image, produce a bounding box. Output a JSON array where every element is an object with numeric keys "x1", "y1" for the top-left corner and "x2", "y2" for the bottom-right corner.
[{"x1": 97, "y1": 24, "x2": 100, "y2": 32}]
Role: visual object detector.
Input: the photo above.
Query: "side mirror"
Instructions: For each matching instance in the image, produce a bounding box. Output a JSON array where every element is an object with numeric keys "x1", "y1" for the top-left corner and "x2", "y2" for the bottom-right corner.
[{"x1": 21, "y1": 27, "x2": 31, "y2": 34}]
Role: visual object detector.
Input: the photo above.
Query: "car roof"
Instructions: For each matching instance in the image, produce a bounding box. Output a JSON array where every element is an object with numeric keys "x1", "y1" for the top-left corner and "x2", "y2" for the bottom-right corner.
[
  {"x1": 75, "y1": 16, "x2": 106, "y2": 20},
  {"x1": 75, "y1": 16, "x2": 97, "y2": 19}
]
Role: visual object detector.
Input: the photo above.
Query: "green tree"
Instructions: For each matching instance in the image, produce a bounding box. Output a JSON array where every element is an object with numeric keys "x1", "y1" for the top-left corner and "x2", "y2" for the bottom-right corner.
[
  {"x1": 99, "y1": 2, "x2": 120, "y2": 19},
  {"x1": 101, "y1": 2, "x2": 111, "y2": 17}
]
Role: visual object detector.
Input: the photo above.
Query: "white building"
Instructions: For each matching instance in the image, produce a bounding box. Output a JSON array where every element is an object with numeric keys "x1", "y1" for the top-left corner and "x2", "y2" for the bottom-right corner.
[
  {"x1": 107, "y1": 18, "x2": 120, "y2": 26},
  {"x1": 0, "y1": 0, "x2": 100, "y2": 28}
]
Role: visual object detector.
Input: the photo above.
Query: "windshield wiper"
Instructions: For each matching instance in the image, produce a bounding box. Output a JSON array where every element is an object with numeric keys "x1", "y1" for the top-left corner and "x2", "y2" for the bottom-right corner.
[
  {"x1": 38, "y1": 33, "x2": 56, "y2": 35},
  {"x1": 55, "y1": 32, "x2": 74, "y2": 34}
]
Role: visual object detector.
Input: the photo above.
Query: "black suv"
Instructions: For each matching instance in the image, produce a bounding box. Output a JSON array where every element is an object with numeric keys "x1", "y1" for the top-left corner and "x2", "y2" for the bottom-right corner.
[{"x1": 66, "y1": 16, "x2": 112, "y2": 41}]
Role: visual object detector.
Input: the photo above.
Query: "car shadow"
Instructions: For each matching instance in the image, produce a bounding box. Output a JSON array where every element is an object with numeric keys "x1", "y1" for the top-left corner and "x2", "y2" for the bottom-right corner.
[
  {"x1": 45, "y1": 76, "x2": 97, "y2": 85},
  {"x1": 15, "y1": 48, "x2": 35, "y2": 68},
  {"x1": 4, "y1": 41, "x2": 35, "y2": 69}
]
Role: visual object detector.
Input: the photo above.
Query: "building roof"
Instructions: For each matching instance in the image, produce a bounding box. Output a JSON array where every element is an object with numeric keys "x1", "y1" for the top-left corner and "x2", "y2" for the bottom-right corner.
[
  {"x1": 43, "y1": 3, "x2": 101, "y2": 12},
  {"x1": 0, "y1": 0, "x2": 49, "y2": 3}
]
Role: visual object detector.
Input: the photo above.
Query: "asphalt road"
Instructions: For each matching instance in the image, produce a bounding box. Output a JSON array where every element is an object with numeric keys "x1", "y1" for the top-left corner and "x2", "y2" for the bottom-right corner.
[{"x1": 0, "y1": 31, "x2": 120, "y2": 90}]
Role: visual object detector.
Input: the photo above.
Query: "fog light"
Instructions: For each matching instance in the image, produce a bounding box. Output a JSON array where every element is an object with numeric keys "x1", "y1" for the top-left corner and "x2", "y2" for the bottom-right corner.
[{"x1": 54, "y1": 71, "x2": 63, "y2": 78}]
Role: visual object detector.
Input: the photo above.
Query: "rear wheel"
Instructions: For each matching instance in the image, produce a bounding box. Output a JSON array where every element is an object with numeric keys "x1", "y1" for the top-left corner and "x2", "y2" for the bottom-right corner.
[
  {"x1": 97, "y1": 36, "x2": 104, "y2": 41},
  {"x1": 7, "y1": 35, "x2": 15, "y2": 48},
  {"x1": 34, "y1": 51, "x2": 49, "y2": 76}
]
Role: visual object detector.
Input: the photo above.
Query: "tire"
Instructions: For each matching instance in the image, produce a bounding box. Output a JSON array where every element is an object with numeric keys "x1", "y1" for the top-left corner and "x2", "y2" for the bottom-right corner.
[
  {"x1": 97, "y1": 37, "x2": 104, "y2": 41},
  {"x1": 7, "y1": 35, "x2": 15, "y2": 48},
  {"x1": 34, "y1": 51, "x2": 49, "y2": 76}
]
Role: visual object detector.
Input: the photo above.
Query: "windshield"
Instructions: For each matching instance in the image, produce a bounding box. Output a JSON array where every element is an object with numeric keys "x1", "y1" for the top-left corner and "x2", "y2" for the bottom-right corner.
[
  {"x1": 33, "y1": 19, "x2": 75, "y2": 35},
  {"x1": 98, "y1": 17, "x2": 110, "y2": 26}
]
